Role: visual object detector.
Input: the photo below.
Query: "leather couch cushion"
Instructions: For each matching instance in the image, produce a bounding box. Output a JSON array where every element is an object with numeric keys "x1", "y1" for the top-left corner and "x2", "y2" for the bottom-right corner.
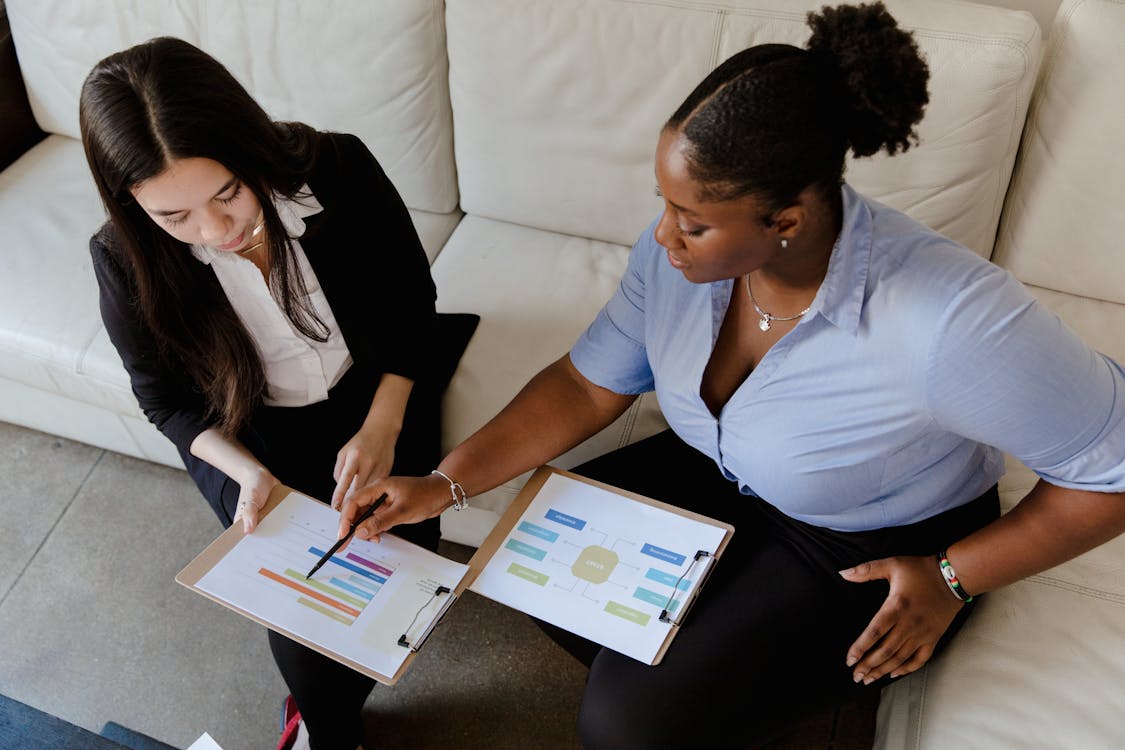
[
  {"x1": 876, "y1": 575, "x2": 1125, "y2": 750},
  {"x1": 0, "y1": 136, "x2": 110, "y2": 405},
  {"x1": 991, "y1": 0, "x2": 1125, "y2": 305},
  {"x1": 5, "y1": 0, "x2": 458, "y2": 215},
  {"x1": 447, "y1": 0, "x2": 1040, "y2": 257}
]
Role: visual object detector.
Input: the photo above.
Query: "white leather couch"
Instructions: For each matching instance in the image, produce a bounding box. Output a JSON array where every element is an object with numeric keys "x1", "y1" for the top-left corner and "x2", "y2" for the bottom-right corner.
[{"x1": 2, "y1": 0, "x2": 1121, "y2": 746}]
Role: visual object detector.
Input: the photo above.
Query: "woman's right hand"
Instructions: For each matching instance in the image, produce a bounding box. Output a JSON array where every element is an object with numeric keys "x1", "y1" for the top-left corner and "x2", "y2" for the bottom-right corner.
[
  {"x1": 337, "y1": 473, "x2": 453, "y2": 546},
  {"x1": 232, "y1": 465, "x2": 280, "y2": 534}
]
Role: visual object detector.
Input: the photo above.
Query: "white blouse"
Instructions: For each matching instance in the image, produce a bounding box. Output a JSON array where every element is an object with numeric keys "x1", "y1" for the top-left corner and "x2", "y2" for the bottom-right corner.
[{"x1": 191, "y1": 187, "x2": 352, "y2": 407}]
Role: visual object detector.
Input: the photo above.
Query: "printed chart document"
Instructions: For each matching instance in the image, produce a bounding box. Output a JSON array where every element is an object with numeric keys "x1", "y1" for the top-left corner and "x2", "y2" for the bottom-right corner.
[
  {"x1": 178, "y1": 467, "x2": 732, "y2": 681},
  {"x1": 466, "y1": 467, "x2": 734, "y2": 665},
  {"x1": 177, "y1": 486, "x2": 467, "y2": 684}
]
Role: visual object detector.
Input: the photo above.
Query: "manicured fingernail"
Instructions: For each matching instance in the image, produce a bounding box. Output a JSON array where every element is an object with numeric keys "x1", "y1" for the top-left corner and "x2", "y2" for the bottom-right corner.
[
  {"x1": 846, "y1": 656, "x2": 857, "y2": 667},
  {"x1": 889, "y1": 673, "x2": 900, "y2": 679},
  {"x1": 853, "y1": 672, "x2": 865, "y2": 683},
  {"x1": 863, "y1": 676, "x2": 875, "y2": 685},
  {"x1": 838, "y1": 568, "x2": 852, "y2": 576}
]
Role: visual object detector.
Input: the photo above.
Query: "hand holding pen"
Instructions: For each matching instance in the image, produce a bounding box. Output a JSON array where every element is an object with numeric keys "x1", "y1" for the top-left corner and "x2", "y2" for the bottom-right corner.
[{"x1": 305, "y1": 493, "x2": 387, "y2": 579}]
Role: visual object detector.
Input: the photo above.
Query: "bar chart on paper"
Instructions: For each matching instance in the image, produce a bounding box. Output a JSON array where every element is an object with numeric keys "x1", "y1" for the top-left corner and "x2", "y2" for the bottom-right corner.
[
  {"x1": 194, "y1": 492, "x2": 467, "y2": 679},
  {"x1": 255, "y1": 528, "x2": 400, "y2": 626},
  {"x1": 470, "y1": 472, "x2": 729, "y2": 664}
]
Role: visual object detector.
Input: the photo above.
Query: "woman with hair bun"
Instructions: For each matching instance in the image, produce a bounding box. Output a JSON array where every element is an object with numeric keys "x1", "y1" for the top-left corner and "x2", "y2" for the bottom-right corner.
[
  {"x1": 342, "y1": 2, "x2": 1125, "y2": 746},
  {"x1": 81, "y1": 37, "x2": 475, "y2": 750}
]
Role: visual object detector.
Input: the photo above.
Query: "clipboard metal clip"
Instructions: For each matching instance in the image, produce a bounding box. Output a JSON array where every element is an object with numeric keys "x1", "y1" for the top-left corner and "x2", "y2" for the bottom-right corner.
[
  {"x1": 397, "y1": 585, "x2": 456, "y2": 653},
  {"x1": 658, "y1": 550, "x2": 716, "y2": 626}
]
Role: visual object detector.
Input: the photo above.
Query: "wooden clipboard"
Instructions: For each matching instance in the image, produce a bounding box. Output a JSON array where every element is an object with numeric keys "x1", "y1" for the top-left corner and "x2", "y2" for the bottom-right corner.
[
  {"x1": 177, "y1": 466, "x2": 733, "y2": 681},
  {"x1": 175, "y1": 484, "x2": 461, "y2": 685},
  {"x1": 462, "y1": 466, "x2": 735, "y2": 665}
]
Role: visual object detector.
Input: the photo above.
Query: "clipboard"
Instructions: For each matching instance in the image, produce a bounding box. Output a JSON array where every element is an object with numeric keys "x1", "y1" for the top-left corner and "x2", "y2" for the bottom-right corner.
[
  {"x1": 176, "y1": 484, "x2": 466, "y2": 685},
  {"x1": 463, "y1": 466, "x2": 734, "y2": 666},
  {"x1": 176, "y1": 466, "x2": 734, "y2": 682}
]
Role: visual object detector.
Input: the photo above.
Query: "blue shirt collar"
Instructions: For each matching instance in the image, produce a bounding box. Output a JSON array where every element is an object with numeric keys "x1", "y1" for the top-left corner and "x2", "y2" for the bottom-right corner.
[{"x1": 808, "y1": 183, "x2": 872, "y2": 335}]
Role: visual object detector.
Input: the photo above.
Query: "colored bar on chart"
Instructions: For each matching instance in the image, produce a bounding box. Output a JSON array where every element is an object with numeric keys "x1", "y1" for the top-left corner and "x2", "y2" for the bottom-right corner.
[
  {"x1": 640, "y1": 543, "x2": 687, "y2": 566},
  {"x1": 347, "y1": 575, "x2": 382, "y2": 594},
  {"x1": 283, "y1": 570, "x2": 367, "y2": 609},
  {"x1": 517, "y1": 521, "x2": 559, "y2": 543},
  {"x1": 259, "y1": 568, "x2": 361, "y2": 617},
  {"x1": 633, "y1": 587, "x2": 680, "y2": 613},
  {"x1": 644, "y1": 568, "x2": 692, "y2": 590},
  {"x1": 505, "y1": 538, "x2": 547, "y2": 561},
  {"x1": 344, "y1": 552, "x2": 394, "y2": 578},
  {"x1": 507, "y1": 562, "x2": 549, "y2": 586},
  {"x1": 605, "y1": 600, "x2": 651, "y2": 626},
  {"x1": 545, "y1": 508, "x2": 586, "y2": 530},
  {"x1": 329, "y1": 577, "x2": 374, "y2": 601},
  {"x1": 307, "y1": 547, "x2": 386, "y2": 584},
  {"x1": 297, "y1": 597, "x2": 354, "y2": 626}
]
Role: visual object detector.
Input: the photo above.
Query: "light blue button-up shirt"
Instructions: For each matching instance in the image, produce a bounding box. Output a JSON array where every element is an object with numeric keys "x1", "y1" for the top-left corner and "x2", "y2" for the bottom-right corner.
[{"x1": 571, "y1": 184, "x2": 1125, "y2": 531}]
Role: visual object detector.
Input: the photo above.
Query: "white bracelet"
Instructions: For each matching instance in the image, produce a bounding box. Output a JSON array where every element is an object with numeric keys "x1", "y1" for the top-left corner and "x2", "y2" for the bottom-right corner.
[{"x1": 431, "y1": 470, "x2": 469, "y2": 511}]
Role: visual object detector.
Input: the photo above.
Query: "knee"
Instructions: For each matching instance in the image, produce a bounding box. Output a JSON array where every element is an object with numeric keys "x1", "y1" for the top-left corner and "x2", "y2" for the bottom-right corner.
[
  {"x1": 576, "y1": 671, "x2": 682, "y2": 750},
  {"x1": 576, "y1": 665, "x2": 783, "y2": 750},
  {"x1": 578, "y1": 694, "x2": 662, "y2": 750}
]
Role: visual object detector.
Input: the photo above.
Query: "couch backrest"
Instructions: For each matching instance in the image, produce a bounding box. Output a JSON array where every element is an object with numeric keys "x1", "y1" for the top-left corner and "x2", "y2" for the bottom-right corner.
[
  {"x1": 447, "y1": 0, "x2": 1041, "y2": 257},
  {"x1": 992, "y1": 0, "x2": 1125, "y2": 363},
  {"x1": 6, "y1": 0, "x2": 458, "y2": 214}
]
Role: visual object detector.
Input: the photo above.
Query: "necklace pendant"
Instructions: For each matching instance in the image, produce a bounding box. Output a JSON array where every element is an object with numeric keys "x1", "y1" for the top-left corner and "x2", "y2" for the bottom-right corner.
[{"x1": 758, "y1": 316, "x2": 772, "y2": 332}]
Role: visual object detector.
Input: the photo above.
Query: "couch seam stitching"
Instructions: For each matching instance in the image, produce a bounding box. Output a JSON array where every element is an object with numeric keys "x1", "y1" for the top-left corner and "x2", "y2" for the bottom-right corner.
[{"x1": 1026, "y1": 573, "x2": 1125, "y2": 606}]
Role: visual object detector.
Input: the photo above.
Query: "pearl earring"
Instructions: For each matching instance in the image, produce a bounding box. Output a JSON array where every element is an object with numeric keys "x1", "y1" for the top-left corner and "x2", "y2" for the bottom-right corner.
[{"x1": 780, "y1": 238, "x2": 788, "y2": 249}]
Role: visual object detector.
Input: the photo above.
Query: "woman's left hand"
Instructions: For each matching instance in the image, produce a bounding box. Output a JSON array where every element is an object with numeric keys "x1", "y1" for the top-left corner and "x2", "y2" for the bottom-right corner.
[
  {"x1": 838, "y1": 555, "x2": 964, "y2": 685},
  {"x1": 331, "y1": 426, "x2": 396, "y2": 510}
]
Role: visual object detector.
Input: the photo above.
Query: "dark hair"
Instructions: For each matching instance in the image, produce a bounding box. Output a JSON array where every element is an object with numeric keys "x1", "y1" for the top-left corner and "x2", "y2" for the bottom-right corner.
[
  {"x1": 666, "y1": 1, "x2": 929, "y2": 221},
  {"x1": 80, "y1": 37, "x2": 325, "y2": 436}
]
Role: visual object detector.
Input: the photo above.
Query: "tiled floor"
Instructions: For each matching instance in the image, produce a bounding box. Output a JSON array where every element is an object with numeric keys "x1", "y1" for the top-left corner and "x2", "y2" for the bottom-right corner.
[
  {"x1": 0, "y1": 420, "x2": 877, "y2": 749},
  {"x1": 0, "y1": 421, "x2": 586, "y2": 749}
]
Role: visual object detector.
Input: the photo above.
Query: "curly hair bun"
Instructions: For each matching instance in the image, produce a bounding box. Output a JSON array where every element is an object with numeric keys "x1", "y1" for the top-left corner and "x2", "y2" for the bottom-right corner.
[{"x1": 806, "y1": 2, "x2": 930, "y2": 158}]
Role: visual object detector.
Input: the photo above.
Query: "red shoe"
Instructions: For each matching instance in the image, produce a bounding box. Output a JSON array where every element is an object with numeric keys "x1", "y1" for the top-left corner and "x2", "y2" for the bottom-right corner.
[{"x1": 276, "y1": 695, "x2": 301, "y2": 750}]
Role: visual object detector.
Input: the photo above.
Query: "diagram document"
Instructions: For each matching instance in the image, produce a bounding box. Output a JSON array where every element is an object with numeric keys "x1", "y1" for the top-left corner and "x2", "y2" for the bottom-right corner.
[
  {"x1": 188, "y1": 491, "x2": 468, "y2": 682},
  {"x1": 468, "y1": 471, "x2": 731, "y2": 664}
]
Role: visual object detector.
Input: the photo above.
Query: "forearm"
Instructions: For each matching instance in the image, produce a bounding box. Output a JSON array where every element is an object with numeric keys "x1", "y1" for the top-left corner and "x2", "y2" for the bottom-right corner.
[
  {"x1": 948, "y1": 480, "x2": 1125, "y2": 596},
  {"x1": 436, "y1": 355, "x2": 637, "y2": 497},
  {"x1": 361, "y1": 372, "x2": 413, "y2": 438},
  {"x1": 189, "y1": 428, "x2": 271, "y2": 485}
]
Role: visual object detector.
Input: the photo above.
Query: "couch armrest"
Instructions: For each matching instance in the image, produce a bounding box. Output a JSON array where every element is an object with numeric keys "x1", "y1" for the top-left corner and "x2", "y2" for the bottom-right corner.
[{"x1": 0, "y1": 0, "x2": 46, "y2": 172}]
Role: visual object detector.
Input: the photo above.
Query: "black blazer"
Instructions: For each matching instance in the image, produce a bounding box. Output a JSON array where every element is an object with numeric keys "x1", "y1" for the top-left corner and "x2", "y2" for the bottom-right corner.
[{"x1": 91, "y1": 131, "x2": 466, "y2": 457}]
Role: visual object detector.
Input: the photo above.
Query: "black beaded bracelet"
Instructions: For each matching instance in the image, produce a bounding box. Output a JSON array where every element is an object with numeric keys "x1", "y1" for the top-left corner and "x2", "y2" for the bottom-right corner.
[{"x1": 938, "y1": 551, "x2": 973, "y2": 603}]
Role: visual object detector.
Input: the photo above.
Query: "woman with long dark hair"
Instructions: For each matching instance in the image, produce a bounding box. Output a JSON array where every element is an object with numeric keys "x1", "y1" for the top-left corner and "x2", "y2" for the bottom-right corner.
[
  {"x1": 81, "y1": 37, "x2": 474, "y2": 750},
  {"x1": 341, "y1": 3, "x2": 1125, "y2": 747}
]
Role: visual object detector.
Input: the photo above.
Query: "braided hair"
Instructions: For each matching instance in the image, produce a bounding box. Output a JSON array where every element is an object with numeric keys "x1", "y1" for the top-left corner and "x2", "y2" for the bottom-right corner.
[{"x1": 666, "y1": 2, "x2": 929, "y2": 222}]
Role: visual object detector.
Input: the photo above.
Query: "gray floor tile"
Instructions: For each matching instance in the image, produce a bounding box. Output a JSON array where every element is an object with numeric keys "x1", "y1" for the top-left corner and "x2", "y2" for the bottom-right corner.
[
  {"x1": 0, "y1": 424, "x2": 589, "y2": 749},
  {"x1": 0, "y1": 450, "x2": 285, "y2": 750},
  {"x1": 361, "y1": 566, "x2": 587, "y2": 749},
  {"x1": 0, "y1": 423, "x2": 102, "y2": 599}
]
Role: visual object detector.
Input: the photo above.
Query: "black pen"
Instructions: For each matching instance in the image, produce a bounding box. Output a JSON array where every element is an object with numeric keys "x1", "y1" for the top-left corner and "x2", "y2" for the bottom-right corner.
[{"x1": 305, "y1": 493, "x2": 388, "y2": 579}]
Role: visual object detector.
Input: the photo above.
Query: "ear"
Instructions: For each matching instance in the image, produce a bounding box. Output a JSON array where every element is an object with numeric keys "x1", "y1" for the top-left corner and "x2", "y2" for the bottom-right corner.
[
  {"x1": 772, "y1": 203, "x2": 806, "y2": 240},
  {"x1": 770, "y1": 184, "x2": 819, "y2": 241}
]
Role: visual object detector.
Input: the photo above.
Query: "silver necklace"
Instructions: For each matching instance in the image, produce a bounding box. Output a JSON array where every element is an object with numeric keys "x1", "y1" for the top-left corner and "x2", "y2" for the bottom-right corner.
[{"x1": 745, "y1": 275, "x2": 811, "y2": 332}]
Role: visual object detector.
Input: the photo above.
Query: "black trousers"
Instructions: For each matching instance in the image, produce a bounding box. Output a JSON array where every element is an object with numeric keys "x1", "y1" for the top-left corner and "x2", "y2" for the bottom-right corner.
[
  {"x1": 544, "y1": 430, "x2": 999, "y2": 750},
  {"x1": 183, "y1": 365, "x2": 441, "y2": 750}
]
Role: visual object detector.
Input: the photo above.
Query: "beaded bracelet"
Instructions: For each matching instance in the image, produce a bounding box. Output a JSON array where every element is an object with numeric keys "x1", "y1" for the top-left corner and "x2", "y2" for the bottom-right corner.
[
  {"x1": 431, "y1": 469, "x2": 469, "y2": 511},
  {"x1": 938, "y1": 551, "x2": 973, "y2": 603}
]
